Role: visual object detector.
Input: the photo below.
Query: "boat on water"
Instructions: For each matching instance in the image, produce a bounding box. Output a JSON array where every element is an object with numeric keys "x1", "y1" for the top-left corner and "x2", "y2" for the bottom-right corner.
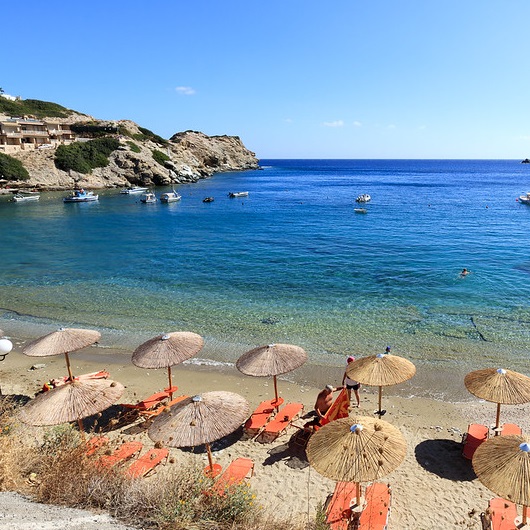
[
  {"x1": 228, "y1": 191, "x2": 249, "y2": 198},
  {"x1": 11, "y1": 193, "x2": 40, "y2": 203},
  {"x1": 120, "y1": 186, "x2": 148, "y2": 194},
  {"x1": 203, "y1": 197, "x2": 214, "y2": 203},
  {"x1": 63, "y1": 189, "x2": 98, "y2": 203},
  {"x1": 160, "y1": 190, "x2": 181, "y2": 203},
  {"x1": 355, "y1": 194, "x2": 371, "y2": 203},
  {"x1": 354, "y1": 208, "x2": 367, "y2": 214},
  {"x1": 140, "y1": 191, "x2": 157, "y2": 203},
  {"x1": 518, "y1": 192, "x2": 530, "y2": 204}
]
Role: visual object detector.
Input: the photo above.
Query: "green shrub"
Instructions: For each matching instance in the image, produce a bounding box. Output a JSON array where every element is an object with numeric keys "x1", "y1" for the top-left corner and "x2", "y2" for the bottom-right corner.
[
  {"x1": 0, "y1": 152, "x2": 30, "y2": 180},
  {"x1": 152, "y1": 149, "x2": 170, "y2": 166},
  {"x1": 55, "y1": 138, "x2": 120, "y2": 174},
  {"x1": 0, "y1": 98, "x2": 71, "y2": 118},
  {"x1": 126, "y1": 141, "x2": 141, "y2": 153},
  {"x1": 70, "y1": 122, "x2": 119, "y2": 137}
]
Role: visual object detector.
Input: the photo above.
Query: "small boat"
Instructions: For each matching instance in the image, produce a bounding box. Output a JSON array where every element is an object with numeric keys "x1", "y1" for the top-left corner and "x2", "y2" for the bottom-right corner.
[
  {"x1": 11, "y1": 193, "x2": 40, "y2": 203},
  {"x1": 140, "y1": 191, "x2": 157, "y2": 203},
  {"x1": 522, "y1": 159, "x2": 530, "y2": 164},
  {"x1": 228, "y1": 191, "x2": 249, "y2": 198},
  {"x1": 354, "y1": 208, "x2": 367, "y2": 214},
  {"x1": 203, "y1": 197, "x2": 214, "y2": 203},
  {"x1": 355, "y1": 194, "x2": 371, "y2": 203},
  {"x1": 160, "y1": 190, "x2": 181, "y2": 203},
  {"x1": 120, "y1": 186, "x2": 148, "y2": 195},
  {"x1": 518, "y1": 193, "x2": 530, "y2": 204},
  {"x1": 63, "y1": 189, "x2": 98, "y2": 203}
]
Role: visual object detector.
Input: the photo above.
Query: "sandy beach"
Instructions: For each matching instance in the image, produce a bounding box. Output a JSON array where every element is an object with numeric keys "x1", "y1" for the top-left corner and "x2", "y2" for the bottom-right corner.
[{"x1": 2, "y1": 334, "x2": 530, "y2": 530}]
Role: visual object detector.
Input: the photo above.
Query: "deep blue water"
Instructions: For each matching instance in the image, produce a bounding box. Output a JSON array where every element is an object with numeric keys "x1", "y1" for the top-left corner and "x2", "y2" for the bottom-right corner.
[{"x1": 1, "y1": 159, "x2": 530, "y2": 393}]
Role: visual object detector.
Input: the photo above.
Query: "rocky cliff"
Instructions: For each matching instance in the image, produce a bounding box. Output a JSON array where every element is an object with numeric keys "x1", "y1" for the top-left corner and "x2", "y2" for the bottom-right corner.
[{"x1": 2, "y1": 115, "x2": 259, "y2": 190}]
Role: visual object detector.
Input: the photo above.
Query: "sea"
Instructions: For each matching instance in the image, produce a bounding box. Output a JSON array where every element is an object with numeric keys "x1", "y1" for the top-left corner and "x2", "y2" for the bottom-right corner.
[{"x1": 1, "y1": 159, "x2": 530, "y2": 400}]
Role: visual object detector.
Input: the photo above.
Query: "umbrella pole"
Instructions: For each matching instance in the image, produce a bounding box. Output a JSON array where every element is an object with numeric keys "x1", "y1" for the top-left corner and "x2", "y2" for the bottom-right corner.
[
  {"x1": 167, "y1": 366, "x2": 173, "y2": 398},
  {"x1": 206, "y1": 442, "x2": 214, "y2": 471},
  {"x1": 494, "y1": 402, "x2": 501, "y2": 435},
  {"x1": 65, "y1": 352, "x2": 74, "y2": 381},
  {"x1": 77, "y1": 418, "x2": 86, "y2": 439},
  {"x1": 523, "y1": 505, "x2": 528, "y2": 525},
  {"x1": 377, "y1": 386, "x2": 383, "y2": 418},
  {"x1": 273, "y1": 375, "x2": 280, "y2": 411},
  {"x1": 356, "y1": 482, "x2": 362, "y2": 507}
]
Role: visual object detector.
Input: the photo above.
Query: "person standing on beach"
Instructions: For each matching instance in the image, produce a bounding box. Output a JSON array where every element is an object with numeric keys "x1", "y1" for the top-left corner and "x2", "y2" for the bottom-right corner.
[{"x1": 342, "y1": 356, "x2": 361, "y2": 407}]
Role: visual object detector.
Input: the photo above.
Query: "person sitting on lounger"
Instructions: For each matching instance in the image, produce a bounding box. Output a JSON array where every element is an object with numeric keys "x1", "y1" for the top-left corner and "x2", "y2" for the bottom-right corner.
[{"x1": 314, "y1": 384, "x2": 337, "y2": 423}]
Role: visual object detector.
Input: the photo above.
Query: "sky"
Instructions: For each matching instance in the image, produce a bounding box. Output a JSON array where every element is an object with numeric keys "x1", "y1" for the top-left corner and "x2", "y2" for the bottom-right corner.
[{"x1": 3, "y1": 1, "x2": 530, "y2": 159}]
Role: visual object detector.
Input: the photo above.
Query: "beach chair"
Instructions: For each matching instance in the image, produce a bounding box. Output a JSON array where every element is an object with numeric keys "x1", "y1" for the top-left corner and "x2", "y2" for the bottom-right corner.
[
  {"x1": 119, "y1": 386, "x2": 178, "y2": 412},
  {"x1": 97, "y1": 441, "x2": 143, "y2": 469},
  {"x1": 243, "y1": 397, "x2": 284, "y2": 436},
  {"x1": 481, "y1": 498, "x2": 518, "y2": 530},
  {"x1": 499, "y1": 423, "x2": 522, "y2": 436},
  {"x1": 358, "y1": 483, "x2": 392, "y2": 530},
  {"x1": 212, "y1": 458, "x2": 254, "y2": 495},
  {"x1": 85, "y1": 435, "x2": 109, "y2": 456},
  {"x1": 126, "y1": 447, "x2": 169, "y2": 479},
  {"x1": 139, "y1": 394, "x2": 189, "y2": 420},
  {"x1": 325, "y1": 481, "x2": 357, "y2": 530},
  {"x1": 256, "y1": 402, "x2": 304, "y2": 443},
  {"x1": 462, "y1": 423, "x2": 489, "y2": 459}
]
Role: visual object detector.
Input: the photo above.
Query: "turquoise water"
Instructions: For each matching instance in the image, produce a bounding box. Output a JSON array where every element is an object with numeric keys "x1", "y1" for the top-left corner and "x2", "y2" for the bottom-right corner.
[{"x1": 1, "y1": 159, "x2": 530, "y2": 396}]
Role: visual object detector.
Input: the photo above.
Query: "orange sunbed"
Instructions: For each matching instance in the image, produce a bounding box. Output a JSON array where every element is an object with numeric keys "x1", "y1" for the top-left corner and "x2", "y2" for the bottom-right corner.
[
  {"x1": 256, "y1": 402, "x2": 304, "y2": 443},
  {"x1": 462, "y1": 423, "x2": 488, "y2": 459},
  {"x1": 244, "y1": 397, "x2": 284, "y2": 435},
  {"x1": 358, "y1": 483, "x2": 391, "y2": 530},
  {"x1": 120, "y1": 386, "x2": 178, "y2": 412},
  {"x1": 85, "y1": 436, "x2": 109, "y2": 456},
  {"x1": 486, "y1": 498, "x2": 518, "y2": 530},
  {"x1": 500, "y1": 424, "x2": 522, "y2": 436},
  {"x1": 212, "y1": 458, "x2": 254, "y2": 495},
  {"x1": 325, "y1": 481, "x2": 357, "y2": 530},
  {"x1": 140, "y1": 394, "x2": 189, "y2": 419},
  {"x1": 126, "y1": 447, "x2": 169, "y2": 479},
  {"x1": 97, "y1": 441, "x2": 143, "y2": 469}
]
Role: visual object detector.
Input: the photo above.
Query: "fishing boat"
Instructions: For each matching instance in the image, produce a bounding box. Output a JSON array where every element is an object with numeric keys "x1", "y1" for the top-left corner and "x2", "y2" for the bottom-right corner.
[
  {"x1": 11, "y1": 193, "x2": 40, "y2": 203},
  {"x1": 518, "y1": 192, "x2": 530, "y2": 204},
  {"x1": 228, "y1": 191, "x2": 249, "y2": 198},
  {"x1": 160, "y1": 190, "x2": 181, "y2": 203},
  {"x1": 120, "y1": 186, "x2": 148, "y2": 194},
  {"x1": 203, "y1": 197, "x2": 214, "y2": 203},
  {"x1": 140, "y1": 191, "x2": 157, "y2": 203},
  {"x1": 355, "y1": 194, "x2": 371, "y2": 203},
  {"x1": 63, "y1": 189, "x2": 98, "y2": 203}
]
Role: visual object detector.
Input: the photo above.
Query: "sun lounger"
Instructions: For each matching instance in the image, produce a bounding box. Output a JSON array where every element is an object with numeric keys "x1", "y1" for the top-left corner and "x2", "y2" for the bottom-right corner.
[
  {"x1": 120, "y1": 386, "x2": 178, "y2": 412},
  {"x1": 499, "y1": 423, "x2": 522, "y2": 436},
  {"x1": 482, "y1": 498, "x2": 518, "y2": 530},
  {"x1": 97, "y1": 441, "x2": 143, "y2": 469},
  {"x1": 244, "y1": 397, "x2": 285, "y2": 436},
  {"x1": 358, "y1": 483, "x2": 392, "y2": 530},
  {"x1": 462, "y1": 423, "x2": 489, "y2": 459},
  {"x1": 212, "y1": 458, "x2": 254, "y2": 495},
  {"x1": 256, "y1": 402, "x2": 304, "y2": 443},
  {"x1": 41, "y1": 370, "x2": 110, "y2": 392},
  {"x1": 139, "y1": 394, "x2": 189, "y2": 419},
  {"x1": 325, "y1": 481, "x2": 357, "y2": 530},
  {"x1": 126, "y1": 447, "x2": 169, "y2": 479},
  {"x1": 85, "y1": 436, "x2": 109, "y2": 456}
]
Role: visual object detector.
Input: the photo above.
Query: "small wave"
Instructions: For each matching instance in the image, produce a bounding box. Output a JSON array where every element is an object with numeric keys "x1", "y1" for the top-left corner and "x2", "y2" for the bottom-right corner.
[{"x1": 183, "y1": 358, "x2": 234, "y2": 368}]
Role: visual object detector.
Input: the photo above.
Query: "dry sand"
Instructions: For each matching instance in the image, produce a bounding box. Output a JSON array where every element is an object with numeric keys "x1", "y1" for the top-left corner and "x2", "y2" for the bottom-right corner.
[{"x1": 2, "y1": 339, "x2": 530, "y2": 530}]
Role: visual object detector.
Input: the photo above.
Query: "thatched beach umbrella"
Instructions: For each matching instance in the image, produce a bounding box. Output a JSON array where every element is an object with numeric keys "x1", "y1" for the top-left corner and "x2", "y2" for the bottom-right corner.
[
  {"x1": 148, "y1": 391, "x2": 249, "y2": 476},
  {"x1": 307, "y1": 415, "x2": 407, "y2": 507},
  {"x1": 132, "y1": 331, "x2": 204, "y2": 396},
  {"x1": 19, "y1": 378, "x2": 124, "y2": 432},
  {"x1": 473, "y1": 434, "x2": 530, "y2": 525},
  {"x1": 23, "y1": 327, "x2": 101, "y2": 381},
  {"x1": 236, "y1": 343, "x2": 307, "y2": 410},
  {"x1": 346, "y1": 352, "x2": 416, "y2": 418},
  {"x1": 464, "y1": 368, "x2": 530, "y2": 434}
]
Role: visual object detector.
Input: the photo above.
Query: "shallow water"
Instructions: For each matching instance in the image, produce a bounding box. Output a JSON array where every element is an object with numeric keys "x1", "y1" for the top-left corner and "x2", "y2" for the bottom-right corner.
[{"x1": 1, "y1": 159, "x2": 530, "y2": 398}]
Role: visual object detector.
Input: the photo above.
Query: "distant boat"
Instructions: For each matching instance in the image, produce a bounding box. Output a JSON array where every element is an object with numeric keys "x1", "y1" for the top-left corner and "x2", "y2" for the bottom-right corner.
[
  {"x1": 120, "y1": 186, "x2": 148, "y2": 194},
  {"x1": 518, "y1": 192, "x2": 530, "y2": 204},
  {"x1": 140, "y1": 191, "x2": 157, "y2": 203},
  {"x1": 160, "y1": 190, "x2": 181, "y2": 203},
  {"x1": 63, "y1": 189, "x2": 98, "y2": 203},
  {"x1": 354, "y1": 208, "x2": 367, "y2": 214},
  {"x1": 228, "y1": 192, "x2": 249, "y2": 198},
  {"x1": 522, "y1": 159, "x2": 530, "y2": 164},
  {"x1": 203, "y1": 197, "x2": 214, "y2": 203},
  {"x1": 11, "y1": 193, "x2": 40, "y2": 203},
  {"x1": 355, "y1": 194, "x2": 371, "y2": 203}
]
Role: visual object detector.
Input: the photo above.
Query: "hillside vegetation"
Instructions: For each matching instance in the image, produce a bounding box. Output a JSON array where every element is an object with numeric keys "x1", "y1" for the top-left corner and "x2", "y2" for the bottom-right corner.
[{"x1": 0, "y1": 98, "x2": 74, "y2": 119}]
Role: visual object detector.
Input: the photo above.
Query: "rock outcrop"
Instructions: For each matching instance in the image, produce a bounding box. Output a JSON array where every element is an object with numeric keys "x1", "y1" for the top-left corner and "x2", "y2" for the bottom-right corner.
[{"x1": 1, "y1": 115, "x2": 259, "y2": 190}]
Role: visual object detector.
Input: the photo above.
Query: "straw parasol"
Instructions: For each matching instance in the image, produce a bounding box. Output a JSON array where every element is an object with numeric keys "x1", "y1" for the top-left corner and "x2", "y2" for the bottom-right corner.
[
  {"x1": 346, "y1": 352, "x2": 416, "y2": 418},
  {"x1": 307, "y1": 415, "x2": 407, "y2": 507},
  {"x1": 473, "y1": 434, "x2": 530, "y2": 526},
  {"x1": 236, "y1": 343, "x2": 307, "y2": 410},
  {"x1": 23, "y1": 327, "x2": 101, "y2": 381},
  {"x1": 148, "y1": 390, "x2": 249, "y2": 476},
  {"x1": 464, "y1": 368, "x2": 530, "y2": 434},
  {"x1": 19, "y1": 378, "x2": 124, "y2": 432},
  {"x1": 132, "y1": 331, "x2": 204, "y2": 396}
]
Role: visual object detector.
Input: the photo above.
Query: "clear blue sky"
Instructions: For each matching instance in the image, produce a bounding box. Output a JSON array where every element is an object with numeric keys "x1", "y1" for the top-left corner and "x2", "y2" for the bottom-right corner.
[{"x1": 3, "y1": 1, "x2": 530, "y2": 159}]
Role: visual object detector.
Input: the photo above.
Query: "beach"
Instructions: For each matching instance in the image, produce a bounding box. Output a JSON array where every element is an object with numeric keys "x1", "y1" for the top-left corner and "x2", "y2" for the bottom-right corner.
[{"x1": 2, "y1": 335, "x2": 529, "y2": 530}]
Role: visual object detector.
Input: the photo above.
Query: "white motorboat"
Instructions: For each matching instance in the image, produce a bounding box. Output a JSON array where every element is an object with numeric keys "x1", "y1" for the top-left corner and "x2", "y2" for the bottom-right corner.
[
  {"x1": 354, "y1": 208, "x2": 367, "y2": 214},
  {"x1": 120, "y1": 186, "x2": 148, "y2": 195},
  {"x1": 140, "y1": 191, "x2": 157, "y2": 203},
  {"x1": 12, "y1": 193, "x2": 40, "y2": 203},
  {"x1": 63, "y1": 189, "x2": 98, "y2": 203},
  {"x1": 355, "y1": 194, "x2": 371, "y2": 203},
  {"x1": 160, "y1": 191, "x2": 181, "y2": 203},
  {"x1": 519, "y1": 193, "x2": 530, "y2": 204},
  {"x1": 228, "y1": 191, "x2": 249, "y2": 198}
]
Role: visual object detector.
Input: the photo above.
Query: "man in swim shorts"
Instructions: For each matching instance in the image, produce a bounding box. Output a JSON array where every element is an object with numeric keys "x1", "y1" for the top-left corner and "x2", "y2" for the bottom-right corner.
[{"x1": 342, "y1": 356, "x2": 361, "y2": 407}]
